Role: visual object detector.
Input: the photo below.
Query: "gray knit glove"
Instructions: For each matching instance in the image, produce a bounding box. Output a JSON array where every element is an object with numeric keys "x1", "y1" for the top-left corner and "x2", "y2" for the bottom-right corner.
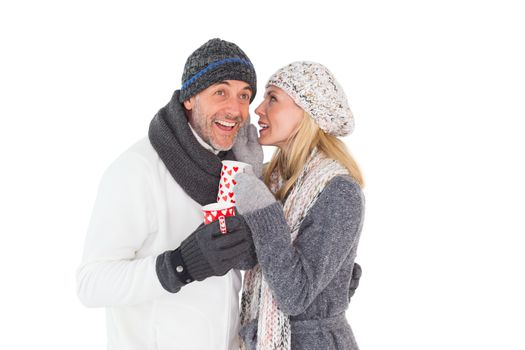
[
  {"x1": 156, "y1": 216, "x2": 256, "y2": 293},
  {"x1": 233, "y1": 172, "x2": 276, "y2": 215},
  {"x1": 232, "y1": 121, "x2": 263, "y2": 178}
]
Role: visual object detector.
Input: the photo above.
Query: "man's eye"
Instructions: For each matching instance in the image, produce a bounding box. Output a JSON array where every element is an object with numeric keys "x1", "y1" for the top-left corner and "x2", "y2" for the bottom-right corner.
[
  {"x1": 240, "y1": 93, "x2": 251, "y2": 100},
  {"x1": 215, "y1": 90, "x2": 225, "y2": 96}
]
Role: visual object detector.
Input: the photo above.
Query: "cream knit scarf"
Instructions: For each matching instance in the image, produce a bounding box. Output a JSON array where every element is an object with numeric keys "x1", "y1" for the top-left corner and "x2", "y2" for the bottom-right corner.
[{"x1": 240, "y1": 148, "x2": 348, "y2": 350}]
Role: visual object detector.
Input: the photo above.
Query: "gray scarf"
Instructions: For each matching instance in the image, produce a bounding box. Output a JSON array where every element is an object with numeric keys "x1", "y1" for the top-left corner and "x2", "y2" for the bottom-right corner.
[{"x1": 148, "y1": 90, "x2": 235, "y2": 206}]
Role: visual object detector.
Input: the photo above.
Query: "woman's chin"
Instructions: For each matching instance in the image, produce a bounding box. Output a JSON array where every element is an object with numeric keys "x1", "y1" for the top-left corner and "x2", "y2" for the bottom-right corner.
[{"x1": 258, "y1": 136, "x2": 268, "y2": 145}]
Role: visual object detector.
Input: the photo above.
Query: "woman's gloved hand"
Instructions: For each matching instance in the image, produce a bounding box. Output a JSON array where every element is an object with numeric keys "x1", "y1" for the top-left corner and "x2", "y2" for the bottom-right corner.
[
  {"x1": 233, "y1": 170, "x2": 276, "y2": 215},
  {"x1": 232, "y1": 121, "x2": 263, "y2": 178}
]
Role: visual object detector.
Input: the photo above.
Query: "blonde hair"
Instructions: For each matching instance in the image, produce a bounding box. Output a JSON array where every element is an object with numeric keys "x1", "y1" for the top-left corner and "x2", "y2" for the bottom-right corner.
[{"x1": 263, "y1": 112, "x2": 364, "y2": 201}]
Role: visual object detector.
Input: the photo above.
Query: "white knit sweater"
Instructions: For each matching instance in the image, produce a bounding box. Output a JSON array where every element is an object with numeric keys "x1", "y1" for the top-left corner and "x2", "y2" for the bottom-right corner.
[{"x1": 76, "y1": 137, "x2": 241, "y2": 350}]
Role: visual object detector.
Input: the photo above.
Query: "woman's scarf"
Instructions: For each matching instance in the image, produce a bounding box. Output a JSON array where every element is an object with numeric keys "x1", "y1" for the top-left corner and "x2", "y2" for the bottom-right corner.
[{"x1": 239, "y1": 148, "x2": 348, "y2": 349}]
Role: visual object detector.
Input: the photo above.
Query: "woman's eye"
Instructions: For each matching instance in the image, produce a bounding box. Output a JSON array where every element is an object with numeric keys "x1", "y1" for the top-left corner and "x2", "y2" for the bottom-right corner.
[{"x1": 269, "y1": 96, "x2": 277, "y2": 103}]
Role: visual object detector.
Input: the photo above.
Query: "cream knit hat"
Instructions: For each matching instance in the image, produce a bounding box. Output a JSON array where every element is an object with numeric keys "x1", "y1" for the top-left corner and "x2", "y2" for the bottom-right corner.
[{"x1": 266, "y1": 61, "x2": 354, "y2": 136}]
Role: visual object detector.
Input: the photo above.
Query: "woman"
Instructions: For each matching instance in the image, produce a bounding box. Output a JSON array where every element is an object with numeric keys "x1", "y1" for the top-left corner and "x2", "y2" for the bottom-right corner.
[{"x1": 233, "y1": 61, "x2": 365, "y2": 349}]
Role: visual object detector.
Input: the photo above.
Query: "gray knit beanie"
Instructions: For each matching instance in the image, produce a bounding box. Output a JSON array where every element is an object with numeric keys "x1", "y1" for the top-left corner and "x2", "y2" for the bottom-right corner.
[
  {"x1": 179, "y1": 38, "x2": 257, "y2": 103},
  {"x1": 266, "y1": 61, "x2": 354, "y2": 136}
]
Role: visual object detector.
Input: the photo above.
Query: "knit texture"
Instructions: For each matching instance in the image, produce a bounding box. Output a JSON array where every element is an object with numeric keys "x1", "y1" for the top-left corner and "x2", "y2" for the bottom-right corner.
[
  {"x1": 156, "y1": 216, "x2": 257, "y2": 292},
  {"x1": 232, "y1": 172, "x2": 276, "y2": 215},
  {"x1": 232, "y1": 122, "x2": 264, "y2": 179},
  {"x1": 180, "y1": 216, "x2": 255, "y2": 278},
  {"x1": 180, "y1": 228, "x2": 214, "y2": 281},
  {"x1": 266, "y1": 61, "x2": 354, "y2": 136},
  {"x1": 155, "y1": 249, "x2": 189, "y2": 293},
  {"x1": 239, "y1": 149, "x2": 349, "y2": 350},
  {"x1": 179, "y1": 38, "x2": 257, "y2": 103},
  {"x1": 148, "y1": 90, "x2": 235, "y2": 206},
  {"x1": 240, "y1": 176, "x2": 364, "y2": 349}
]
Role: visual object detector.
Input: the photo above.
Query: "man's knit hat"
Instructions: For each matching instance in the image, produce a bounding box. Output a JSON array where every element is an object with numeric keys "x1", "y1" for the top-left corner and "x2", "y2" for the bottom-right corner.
[
  {"x1": 179, "y1": 38, "x2": 257, "y2": 103},
  {"x1": 266, "y1": 61, "x2": 354, "y2": 137}
]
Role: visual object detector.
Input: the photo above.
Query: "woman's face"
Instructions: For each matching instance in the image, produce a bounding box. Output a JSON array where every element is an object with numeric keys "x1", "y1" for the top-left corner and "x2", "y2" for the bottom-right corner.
[{"x1": 255, "y1": 86, "x2": 304, "y2": 148}]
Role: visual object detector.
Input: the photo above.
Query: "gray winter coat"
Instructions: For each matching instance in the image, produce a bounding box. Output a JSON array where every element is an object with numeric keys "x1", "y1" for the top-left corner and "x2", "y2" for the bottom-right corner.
[{"x1": 240, "y1": 175, "x2": 365, "y2": 349}]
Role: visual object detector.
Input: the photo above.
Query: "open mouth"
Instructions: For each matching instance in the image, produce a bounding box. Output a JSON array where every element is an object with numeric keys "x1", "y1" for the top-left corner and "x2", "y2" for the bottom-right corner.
[
  {"x1": 214, "y1": 120, "x2": 237, "y2": 131},
  {"x1": 259, "y1": 122, "x2": 269, "y2": 133}
]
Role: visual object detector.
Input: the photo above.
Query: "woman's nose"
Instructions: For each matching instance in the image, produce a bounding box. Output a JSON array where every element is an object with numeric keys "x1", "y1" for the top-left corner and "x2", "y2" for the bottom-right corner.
[{"x1": 254, "y1": 101, "x2": 265, "y2": 117}]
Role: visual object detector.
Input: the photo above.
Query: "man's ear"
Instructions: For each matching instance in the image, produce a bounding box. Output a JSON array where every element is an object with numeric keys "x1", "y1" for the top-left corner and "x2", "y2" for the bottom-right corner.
[{"x1": 183, "y1": 97, "x2": 194, "y2": 111}]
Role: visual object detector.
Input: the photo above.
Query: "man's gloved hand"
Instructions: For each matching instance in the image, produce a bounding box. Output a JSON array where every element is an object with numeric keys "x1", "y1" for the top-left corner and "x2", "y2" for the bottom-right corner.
[
  {"x1": 348, "y1": 262, "x2": 362, "y2": 300},
  {"x1": 232, "y1": 121, "x2": 263, "y2": 178},
  {"x1": 233, "y1": 171, "x2": 276, "y2": 215},
  {"x1": 156, "y1": 216, "x2": 257, "y2": 293}
]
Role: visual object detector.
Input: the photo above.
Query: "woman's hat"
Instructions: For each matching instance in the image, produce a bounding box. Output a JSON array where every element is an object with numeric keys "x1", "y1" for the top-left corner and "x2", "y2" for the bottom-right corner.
[{"x1": 266, "y1": 61, "x2": 354, "y2": 136}]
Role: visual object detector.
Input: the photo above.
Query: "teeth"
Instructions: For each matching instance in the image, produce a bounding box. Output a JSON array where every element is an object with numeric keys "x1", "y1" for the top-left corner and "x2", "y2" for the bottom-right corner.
[
  {"x1": 216, "y1": 120, "x2": 236, "y2": 127},
  {"x1": 259, "y1": 124, "x2": 269, "y2": 129}
]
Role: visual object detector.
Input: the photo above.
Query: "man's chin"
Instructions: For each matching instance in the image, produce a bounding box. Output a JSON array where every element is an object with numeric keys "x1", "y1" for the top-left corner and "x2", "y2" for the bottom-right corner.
[
  {"x1": 210, "y1": 139, "x2": 234, "y2": 152},
  {"x1": 210, "y1": 131, "x2": 238, "y2": 151}
]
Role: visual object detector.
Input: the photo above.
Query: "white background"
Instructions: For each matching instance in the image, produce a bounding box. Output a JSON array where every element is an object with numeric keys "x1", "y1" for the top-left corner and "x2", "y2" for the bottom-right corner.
[{"x1": 1, "y1": 0, "x2": 524, "y2": 349}]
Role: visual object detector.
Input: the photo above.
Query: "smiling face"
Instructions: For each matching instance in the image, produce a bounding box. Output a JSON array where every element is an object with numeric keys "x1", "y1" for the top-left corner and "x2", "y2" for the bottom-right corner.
[
  {"x1": 255, "y1": 86, "x2": 304, "y2": 148},
  {"x1": 184, "y1": 80, "x2": 253, "y2": 151}
]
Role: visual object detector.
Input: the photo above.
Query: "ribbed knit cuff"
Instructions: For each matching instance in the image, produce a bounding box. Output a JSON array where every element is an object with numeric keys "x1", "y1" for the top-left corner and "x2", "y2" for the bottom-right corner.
[
  {"x1": 180, "y1": 234, "x2": 214, "y2": 281},
  {"x1": 243, "y1": 202, "x2": 289, "y2": 247}
]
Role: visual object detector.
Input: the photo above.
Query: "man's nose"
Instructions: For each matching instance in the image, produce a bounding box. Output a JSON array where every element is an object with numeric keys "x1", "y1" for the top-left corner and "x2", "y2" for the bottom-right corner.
[{"x1": 224, "y1": 96, "x2": 243, "y2": 118}]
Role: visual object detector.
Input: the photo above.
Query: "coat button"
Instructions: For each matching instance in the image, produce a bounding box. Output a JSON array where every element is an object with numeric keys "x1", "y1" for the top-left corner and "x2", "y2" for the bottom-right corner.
[{"x1": 176, "y1": 265, "x2": 184, "y2": 273}]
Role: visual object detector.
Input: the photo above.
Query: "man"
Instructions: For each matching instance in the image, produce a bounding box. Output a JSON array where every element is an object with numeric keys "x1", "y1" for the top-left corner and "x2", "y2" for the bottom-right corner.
[{"x1": 77, "y1": 38, "x2": 261, "y2": 350}]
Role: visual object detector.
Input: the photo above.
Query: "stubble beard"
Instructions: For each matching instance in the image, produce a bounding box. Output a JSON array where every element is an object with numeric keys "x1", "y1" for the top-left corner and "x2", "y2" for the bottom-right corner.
[{"x1": 191, "y1": 97, "x2": 240, "y2": 152}]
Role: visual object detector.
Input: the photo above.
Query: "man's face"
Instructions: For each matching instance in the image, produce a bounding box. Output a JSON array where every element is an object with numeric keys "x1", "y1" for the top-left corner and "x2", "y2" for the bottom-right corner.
[{"x1": 184, "y1": 80, "x2": 253, "y2": 151}]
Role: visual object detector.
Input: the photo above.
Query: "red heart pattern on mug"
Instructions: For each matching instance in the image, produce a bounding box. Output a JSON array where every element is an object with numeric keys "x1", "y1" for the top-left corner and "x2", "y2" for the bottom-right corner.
[
  {"x1": 202, "y1": 203, "x2": 235, "y2": 227},
  {"x1": 217, "y1": 161, "x2": 250, "y2": 205}
]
